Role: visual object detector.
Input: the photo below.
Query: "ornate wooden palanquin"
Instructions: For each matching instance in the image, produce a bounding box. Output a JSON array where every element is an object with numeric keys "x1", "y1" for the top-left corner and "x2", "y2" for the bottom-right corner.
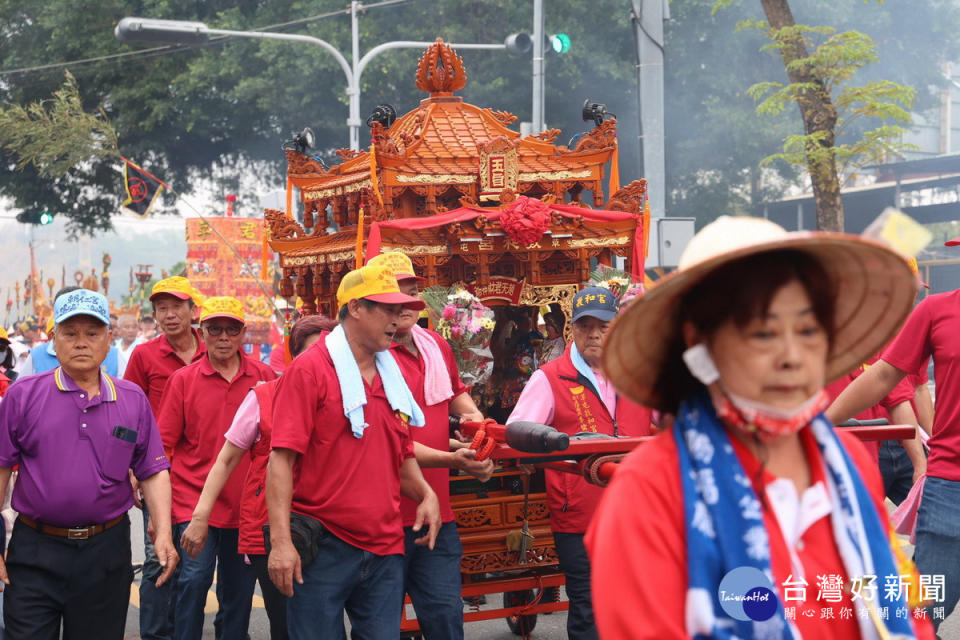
[
  {"x1": 266, "y1": 39, "x2": 650, "y2": 320},
  {"x1": 265, "y1": 39, "x2": 650, "y2": 634}
]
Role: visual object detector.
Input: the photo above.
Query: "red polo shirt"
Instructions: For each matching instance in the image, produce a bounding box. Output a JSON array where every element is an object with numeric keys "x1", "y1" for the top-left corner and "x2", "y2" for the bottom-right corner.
[
  {"x1": 390, "y1": 329, "x2": 467, "y2": 527},
  {"x1": 158, "y1": 353, "x2": 276, "y2": 527},
  {"x1": 883, "y1": 290, "x2": 960, "y2": 480},
  {"x1": 271, "y1": 337, "x2": 415, "y2": 556},
  {"x1": 824, "y1": 354, "x2": 917, "y2": 462},
  {"x1": 124, "y1": 330, "x2": 207, "y2": 418}
]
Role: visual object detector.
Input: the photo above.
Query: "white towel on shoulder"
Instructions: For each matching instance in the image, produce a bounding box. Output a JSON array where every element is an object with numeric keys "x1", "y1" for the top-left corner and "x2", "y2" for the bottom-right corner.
[{"x1": 326, "y1": 325, "x2": 425, "y2": 438}]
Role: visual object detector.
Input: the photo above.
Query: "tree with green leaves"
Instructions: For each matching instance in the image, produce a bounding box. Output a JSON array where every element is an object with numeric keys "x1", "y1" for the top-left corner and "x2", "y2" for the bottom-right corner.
[
  {"x1": 671, "y1": 0, "x2": 959, "y2": 230},
  {"x1": 713, "y1": 0, "x2": 926, "y2": 231},
  {"x1": 0, "y1": 0, "x2": 639, "y2": 235}
]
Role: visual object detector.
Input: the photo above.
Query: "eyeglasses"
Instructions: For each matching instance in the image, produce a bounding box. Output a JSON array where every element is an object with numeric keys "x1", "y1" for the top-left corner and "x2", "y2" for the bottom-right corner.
[{"x1": 204, "y1": 325, "x2": 243, "y2": 337}]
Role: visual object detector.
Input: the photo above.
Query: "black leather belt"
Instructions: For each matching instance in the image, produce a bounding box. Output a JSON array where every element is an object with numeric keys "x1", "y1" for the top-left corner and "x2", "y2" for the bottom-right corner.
[{"x1": 18, "y1": 514, "x2": 124, "y2": 540}]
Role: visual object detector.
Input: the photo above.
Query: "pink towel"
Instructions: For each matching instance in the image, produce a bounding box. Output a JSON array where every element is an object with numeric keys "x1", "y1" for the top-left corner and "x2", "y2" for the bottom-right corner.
[
  {"x1": 891, "y1": 475, "x2": 925, "y2": 544},
  {"x1": 410, "y1": 325, "x2": 455, "y2": 406}
]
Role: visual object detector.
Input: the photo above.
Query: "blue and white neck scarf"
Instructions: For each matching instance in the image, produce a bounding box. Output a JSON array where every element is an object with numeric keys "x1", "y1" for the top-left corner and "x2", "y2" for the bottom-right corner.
[
  {"x1": 675, "y1": 390, "x2": 916, "y2": 640},
  {"x1": 326, "y1": 325, "x2": 425, "y2": 438},
  {"x1": 570, "y1": 341, "x2": 602, "y2": 396}
]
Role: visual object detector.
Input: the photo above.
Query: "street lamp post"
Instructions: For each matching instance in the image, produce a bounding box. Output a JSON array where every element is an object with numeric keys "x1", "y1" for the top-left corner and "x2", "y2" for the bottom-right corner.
[{"x1": 116, "y1": 4, "x2": 506, "y2": 150}]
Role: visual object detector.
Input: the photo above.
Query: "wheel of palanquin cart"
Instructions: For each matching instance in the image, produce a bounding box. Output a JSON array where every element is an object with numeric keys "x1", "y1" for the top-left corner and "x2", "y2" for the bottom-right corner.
[{"x1": 503, "y1": 589, "x2": 538, "y2": 635}]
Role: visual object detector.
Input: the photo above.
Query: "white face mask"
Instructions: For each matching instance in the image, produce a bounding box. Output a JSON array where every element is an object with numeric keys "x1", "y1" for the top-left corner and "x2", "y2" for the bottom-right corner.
[
  {"x1": 682, "y1": 343, "x2": 827, "y2": 439},
  {"x1": 724, "y1": 387, "x2": 827, "y2": 422}
]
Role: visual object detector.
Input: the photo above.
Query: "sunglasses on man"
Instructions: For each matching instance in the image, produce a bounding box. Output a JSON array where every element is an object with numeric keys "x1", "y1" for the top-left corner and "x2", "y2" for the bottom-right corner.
[{"x1": 204, "y1": 325, "x2": 243, "y2": 337}]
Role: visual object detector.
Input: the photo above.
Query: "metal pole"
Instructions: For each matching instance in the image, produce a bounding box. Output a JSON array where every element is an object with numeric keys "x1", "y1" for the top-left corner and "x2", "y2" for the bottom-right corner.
[
  {"x1": 629, "y1": 0, "x2": 667, "y2": 218},
  {"x1": 349, "y1": 1, "x2": 363, "y2": 150},
  {"x1": 117, "y1": 17, "x2": 506, "y2": 152},
  {"x1": 532, "y1": 0, "x2": 544, "y2": 133}
]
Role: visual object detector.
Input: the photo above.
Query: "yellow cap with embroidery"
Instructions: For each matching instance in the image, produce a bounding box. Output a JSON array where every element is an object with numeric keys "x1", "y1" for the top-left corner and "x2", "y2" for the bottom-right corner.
[
  {"x1": 366, "y1": 252, "x2": 425, "y2": 282},
  {"x1": 0, "y1": 326, "x2": 8, "y2": 341},
  {"x1": 199, "y1": 296, "x2": 246, "y2": 324},
  {"x1": 336, "y1": 264, "x2": 426, "y2": 310},
  {"x1": 150, "y1": 276, "x2": 194, "y2": 302}
]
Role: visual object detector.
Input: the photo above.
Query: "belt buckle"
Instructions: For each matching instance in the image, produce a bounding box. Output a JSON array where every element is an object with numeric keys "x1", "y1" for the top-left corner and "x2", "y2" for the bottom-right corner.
[{"x1": 67, "y1": 527, "x2": 91, "y2": 540}]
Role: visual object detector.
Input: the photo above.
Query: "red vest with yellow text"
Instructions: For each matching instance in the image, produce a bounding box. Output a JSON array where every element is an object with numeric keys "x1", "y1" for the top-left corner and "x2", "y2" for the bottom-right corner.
[
  {"x1": 539, "y1": 345, "x2": 652, "y2": 533},
  {"x1": 237, "y1": 379, "x2": 278, "y2": 555}
]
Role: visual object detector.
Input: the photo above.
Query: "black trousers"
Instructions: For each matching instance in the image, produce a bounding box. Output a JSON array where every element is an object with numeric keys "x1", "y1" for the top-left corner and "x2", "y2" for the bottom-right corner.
[
  {"x1": 554, "y1": 532, "x2": 598, "y2": 640},
  {"x1": 250, "y1": 553, "x2": 288, "y2": 640},
  {"x1": 3, "y1": 515, "x2": 133, "y2": 640}
]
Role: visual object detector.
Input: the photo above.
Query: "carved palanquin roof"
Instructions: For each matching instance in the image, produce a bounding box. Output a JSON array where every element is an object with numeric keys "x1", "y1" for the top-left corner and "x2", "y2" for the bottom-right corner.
[
  {"x1": 287, "y1": 39, "x2": 615, "y2": 195},
  {"x1": 290, "y1": 103, "x2": 611, "y2": 194}
]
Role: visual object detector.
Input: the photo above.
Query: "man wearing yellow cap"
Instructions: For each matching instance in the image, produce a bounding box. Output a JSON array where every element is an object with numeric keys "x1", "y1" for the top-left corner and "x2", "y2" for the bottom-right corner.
[
  {"x1": 367, "y1": 252, "x2": 491, "y2": 639},
  {"x1": 267, "y1": 264, "x2": 441, "y2": 640},
  {"x1": 124, "y1": 275, "x2": 207, "y2": 640},
  {"x1": 158, "y1": 297, "x2": 276, "y2": 640}
]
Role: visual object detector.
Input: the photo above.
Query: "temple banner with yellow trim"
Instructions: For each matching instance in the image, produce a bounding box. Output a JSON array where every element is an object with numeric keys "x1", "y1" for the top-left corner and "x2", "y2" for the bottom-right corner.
[{"x1": 185, "y1": 217, "x2": 273, "y2": 343}]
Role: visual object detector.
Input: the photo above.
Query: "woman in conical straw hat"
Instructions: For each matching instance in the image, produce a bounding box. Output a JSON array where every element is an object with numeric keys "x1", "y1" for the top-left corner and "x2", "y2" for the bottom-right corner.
[{"x1": 586, "y1": 216, "x2": 934, "y2": 640}]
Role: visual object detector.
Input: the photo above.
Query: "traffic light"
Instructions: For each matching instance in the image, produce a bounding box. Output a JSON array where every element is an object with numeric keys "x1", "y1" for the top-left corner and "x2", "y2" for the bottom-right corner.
[
  {"x1": 16, "y1": 210, "x2": 54, "y2": 225},
  {"x1": 548, "y1": 33, "x2": 571, "y2": 54},
  {"x1": 504, "y1": 33, "x2": 533, "y2": 54},
  {"x1": 504, "y1": 33, "x2": 571, "y2": 55}
]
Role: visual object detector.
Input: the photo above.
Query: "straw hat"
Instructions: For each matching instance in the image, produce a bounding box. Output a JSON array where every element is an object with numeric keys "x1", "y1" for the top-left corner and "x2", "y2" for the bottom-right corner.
[{"x1": 603, "y1": 216, "x2": 918, "y2": 408}]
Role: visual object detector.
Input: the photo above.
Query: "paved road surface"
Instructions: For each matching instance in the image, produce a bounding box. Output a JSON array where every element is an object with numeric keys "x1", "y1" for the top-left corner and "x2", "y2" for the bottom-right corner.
[
  {"x1": 122, "y1": 507, "x2": 568, "y2": 639},
  {"x1": 121, "y1": 507, "x2": 960, "y2": 639}
]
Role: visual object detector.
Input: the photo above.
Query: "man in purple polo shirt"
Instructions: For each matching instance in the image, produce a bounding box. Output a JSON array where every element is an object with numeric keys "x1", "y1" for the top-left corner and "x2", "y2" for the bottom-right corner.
[{"x1": 0, "y1": 288, "x2": 178, "y2": 640}]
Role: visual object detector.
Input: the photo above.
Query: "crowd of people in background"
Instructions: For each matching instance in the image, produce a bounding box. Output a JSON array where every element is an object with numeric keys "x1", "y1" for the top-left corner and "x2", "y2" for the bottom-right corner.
[{"x1": 0, "y1": 216, "x2": 958, "y2": 640}]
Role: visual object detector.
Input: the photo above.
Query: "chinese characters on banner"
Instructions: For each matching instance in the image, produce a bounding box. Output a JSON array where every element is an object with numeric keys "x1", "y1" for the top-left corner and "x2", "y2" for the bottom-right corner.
[
  {"x1": 185, "y1": 217, "x2": 273, "y2": 343},
  {"x1": 467, "y1": 277, "x2": 523, "y2": 306}
]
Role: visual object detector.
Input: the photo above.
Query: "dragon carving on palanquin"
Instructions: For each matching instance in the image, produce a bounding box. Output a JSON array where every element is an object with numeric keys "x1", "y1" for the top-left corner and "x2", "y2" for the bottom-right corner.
[
  {"x1": 335, "y1": 148, "x2": 363, "y2": 162},
  {"x1": 605, "y1": 179, "x2": 648, "y2": 215},
  {"x1": 370, "y1": 122, "x2": 400, "y2": 156},
  {"x1": 264, "y1": 208, "x2": 307, "y2": 239},
  {"x1": 477, "y1": 135, "x2": 519, "y2": 155},
  {"x1": 531, "y1": 128, "x2": 562, "y2": 143},
  {"x1": 488, "y1": 109, "x2": 519, "y2": 126},
  {"x1": 416, "y1": 39, "x2": 467, "y2": 94},
  {"x1": 571, "y1": 118, "x2": 618, "y2": 152},
  {"x1": 285, "y1": 149, "x2": 329, "y2": 175}
]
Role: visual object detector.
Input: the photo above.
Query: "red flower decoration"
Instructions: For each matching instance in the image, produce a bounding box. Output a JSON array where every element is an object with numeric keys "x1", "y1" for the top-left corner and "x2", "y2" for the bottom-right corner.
[{"x1": 499, "y1": 196, "x2": 552, "y2": 246}]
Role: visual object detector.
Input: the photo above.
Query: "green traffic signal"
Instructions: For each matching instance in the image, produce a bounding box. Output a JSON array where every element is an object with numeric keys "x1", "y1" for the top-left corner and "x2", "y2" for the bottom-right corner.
[
  {"x1": 15, "y1": 209, "x2": 54, "y2": 225},
  {"x1": 550, "y1": 33, "x2": 571, "y2": 54}
]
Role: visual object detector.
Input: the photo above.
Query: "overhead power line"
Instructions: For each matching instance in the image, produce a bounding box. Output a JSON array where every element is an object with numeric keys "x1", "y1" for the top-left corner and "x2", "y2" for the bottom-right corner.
[{"x1": 0, "y1": 3, "x2": 381, "y2": 78}]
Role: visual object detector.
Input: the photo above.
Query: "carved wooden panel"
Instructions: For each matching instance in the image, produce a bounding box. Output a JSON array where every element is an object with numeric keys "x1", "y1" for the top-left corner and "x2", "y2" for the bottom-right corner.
[
  {"x1": 454, "y1": 505, "x2": 501, "y2": 529},
  {"x1": 460, "y1": 545, "x2": 559, "y2": 575},
  {"x1": 505, "y1": 500, "x2": 549, "y2": 523},
  {"x1": 541, "y1": 259, "x2": 576, "y2": 277},
  {"x1": 489, "y1": 261, "x2": 519, "y2": 278}
]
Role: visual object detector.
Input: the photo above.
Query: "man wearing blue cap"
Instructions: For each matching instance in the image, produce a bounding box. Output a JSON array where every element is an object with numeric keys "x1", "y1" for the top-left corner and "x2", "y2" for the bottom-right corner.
[
  {"x1": 19, "y1": 286, "x2": 120, "y2": 378},
  {"x1": 0, "y1": 288, "x2": 177, "y2": 640},
  {"x1": 508, "y1": 286, "x2": 652, "y2": 640}
]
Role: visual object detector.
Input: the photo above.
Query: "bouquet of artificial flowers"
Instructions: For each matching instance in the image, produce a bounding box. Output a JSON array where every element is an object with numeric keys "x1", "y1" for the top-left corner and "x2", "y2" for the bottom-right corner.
[
  {"x1": 421, "y1": 286, "x2": 496, "y2": 386},
  {"x1": 587, "y1": 266, "x2": 644, "y2": 305}
]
